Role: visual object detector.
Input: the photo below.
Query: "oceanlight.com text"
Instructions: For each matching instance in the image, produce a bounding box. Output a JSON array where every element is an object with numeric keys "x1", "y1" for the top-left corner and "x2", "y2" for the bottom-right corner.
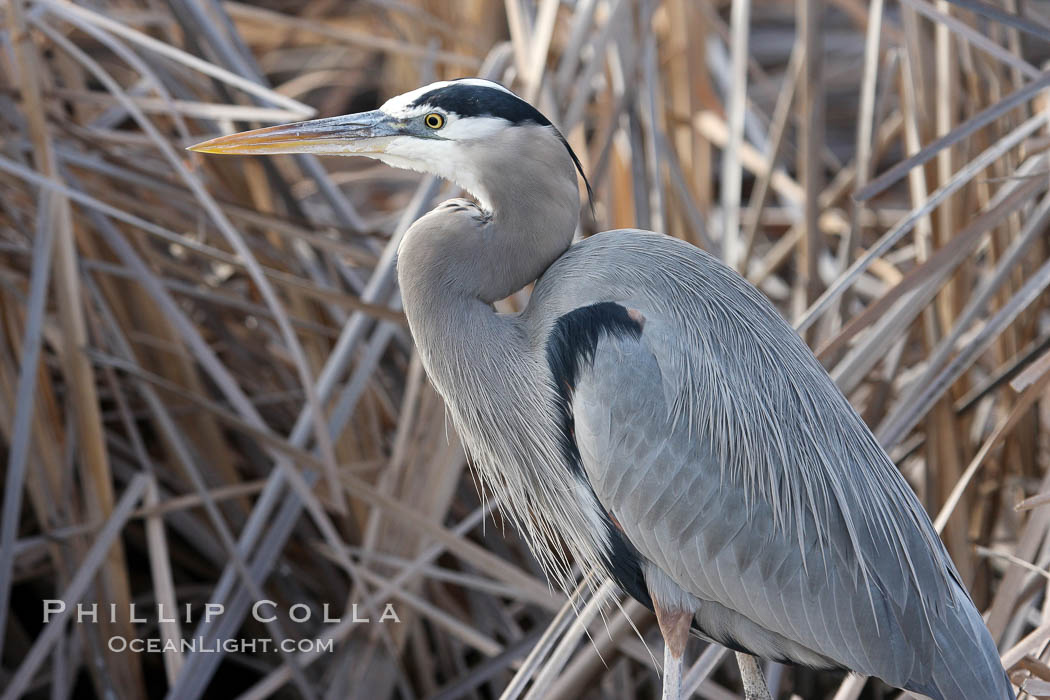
[{"x1": 108, "y1": 636, "x2": 335, "y2": 654}]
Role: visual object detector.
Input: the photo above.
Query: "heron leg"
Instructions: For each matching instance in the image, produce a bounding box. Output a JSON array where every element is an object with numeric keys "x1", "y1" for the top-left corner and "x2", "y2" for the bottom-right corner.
[
  {"x1": 735, "y1": 652, "x2": 773, "y2": 700},
  {"x1": 653, "y1": 602, "x2": 691, "y2": 700},
  {"x1": 661, "y1": 636, "x2": 683, "y2": 700}
]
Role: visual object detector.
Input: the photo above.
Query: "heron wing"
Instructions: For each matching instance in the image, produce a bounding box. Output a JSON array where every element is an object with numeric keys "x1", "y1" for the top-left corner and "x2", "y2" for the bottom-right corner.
[{"x1": 564, "y1": 298, "x2": 1004, "y2": 699}]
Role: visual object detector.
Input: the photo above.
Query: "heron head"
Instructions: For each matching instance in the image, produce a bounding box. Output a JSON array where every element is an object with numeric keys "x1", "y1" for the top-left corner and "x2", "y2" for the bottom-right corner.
[{"x1": 188, "y1": 78, "x2": 589, "y2": 210}]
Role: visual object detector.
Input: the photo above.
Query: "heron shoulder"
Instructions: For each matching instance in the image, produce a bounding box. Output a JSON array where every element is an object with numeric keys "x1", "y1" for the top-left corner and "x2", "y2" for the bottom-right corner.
[{"x1": 530, "y1": 229, "x2": 964, "y2": 629}]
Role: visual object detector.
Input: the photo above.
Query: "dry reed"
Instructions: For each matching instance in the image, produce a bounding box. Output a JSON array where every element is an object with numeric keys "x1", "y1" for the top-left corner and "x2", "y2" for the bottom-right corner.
[{"x1": 1, "y1": 0, "x2": 1049, "y2": 698}]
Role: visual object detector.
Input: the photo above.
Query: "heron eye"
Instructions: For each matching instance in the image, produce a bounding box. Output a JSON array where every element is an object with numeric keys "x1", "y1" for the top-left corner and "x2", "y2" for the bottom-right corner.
[{"x1": 424, "y1": 112, "x2": 445, "y2": 129}]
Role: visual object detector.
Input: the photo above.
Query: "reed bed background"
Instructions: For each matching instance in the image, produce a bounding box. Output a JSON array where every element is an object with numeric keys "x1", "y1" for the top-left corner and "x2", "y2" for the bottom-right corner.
[{"x1": 1, "y1": 0, "x2": 1049, "y2": 697}]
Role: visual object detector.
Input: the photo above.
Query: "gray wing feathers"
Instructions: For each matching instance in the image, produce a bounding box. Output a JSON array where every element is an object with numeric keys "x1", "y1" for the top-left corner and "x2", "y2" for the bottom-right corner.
[
  {"x1": 573, "y1": 331, "x2": 1007, "y2": 698},
  {"x1": 557, "y1": 234, "x2": 1011, "y2": 699}
]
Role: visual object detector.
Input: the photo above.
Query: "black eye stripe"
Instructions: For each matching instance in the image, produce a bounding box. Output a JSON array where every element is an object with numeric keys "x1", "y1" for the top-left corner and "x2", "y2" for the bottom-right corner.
[{"x1": 410, "y1": 83, "x2": 551, "y2": 126}]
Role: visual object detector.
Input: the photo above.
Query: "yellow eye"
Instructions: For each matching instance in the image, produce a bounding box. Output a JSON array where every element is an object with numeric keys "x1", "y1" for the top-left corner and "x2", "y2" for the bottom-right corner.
[{"x1": 424, "y1": 112, "x2": 445, "y2": 129}]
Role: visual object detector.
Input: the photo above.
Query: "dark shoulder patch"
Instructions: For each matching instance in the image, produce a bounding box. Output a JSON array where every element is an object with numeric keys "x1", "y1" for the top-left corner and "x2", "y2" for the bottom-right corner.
[
  {"x1": 604, "y1": 517, "x2": 653, "y2": 611},
  {"x1": 411, "y1": 83, "x2": 550, "y2": 125},
  {"x1": 545, "y1": 302, "x2": 643, "y2": 477},
  {"x1": 546, "y1": 302, "x2": 643, "y2": 398},
  {"x1": 546, "y1": 303, "x2": 649, "y2": 613}
]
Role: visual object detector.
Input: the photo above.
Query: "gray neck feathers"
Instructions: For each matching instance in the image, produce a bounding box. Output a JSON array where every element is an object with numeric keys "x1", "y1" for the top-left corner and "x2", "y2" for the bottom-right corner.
[
  {"x1": 398, "y1": 123, "x2": 580, "y2": 307},
  {"x1": 396, "y1": 122, "x2": 580, "y2": 393},
  {"x1": 470, "y1": 126, "x2": 581, "y2": 302},
  {"x1": 395, "y1": 125, "x2": 607, "y2": 592}
]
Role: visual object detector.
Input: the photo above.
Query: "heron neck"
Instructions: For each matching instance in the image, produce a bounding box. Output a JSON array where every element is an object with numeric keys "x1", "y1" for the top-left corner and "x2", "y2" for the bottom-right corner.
[
  {"x1": 397, "y1": 126, "x2": 579, "y2": 391},
  {"x1": 393, "y1": 137, "x2": 604, "y2": 593},
  {"x1": 466, "y1": 129, "x2": 581, "y2": 302}
]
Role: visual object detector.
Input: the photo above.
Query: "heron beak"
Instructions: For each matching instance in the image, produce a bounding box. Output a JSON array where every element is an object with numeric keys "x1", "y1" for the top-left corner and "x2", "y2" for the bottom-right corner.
[{"x1": 187, "y1": 110, "x2": 402, "y2": 156}]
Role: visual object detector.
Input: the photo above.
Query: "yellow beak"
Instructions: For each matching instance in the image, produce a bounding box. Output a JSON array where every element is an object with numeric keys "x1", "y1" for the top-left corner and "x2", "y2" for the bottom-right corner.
[{"x1": 187, "y1": 110, "x2": 400, "y2": 156}]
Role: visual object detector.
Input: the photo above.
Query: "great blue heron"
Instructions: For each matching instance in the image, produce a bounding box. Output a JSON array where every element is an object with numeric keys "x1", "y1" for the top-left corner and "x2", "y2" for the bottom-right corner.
[{"x1": 190, "y1": 79, "x2": 1014, "y2": 700}]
